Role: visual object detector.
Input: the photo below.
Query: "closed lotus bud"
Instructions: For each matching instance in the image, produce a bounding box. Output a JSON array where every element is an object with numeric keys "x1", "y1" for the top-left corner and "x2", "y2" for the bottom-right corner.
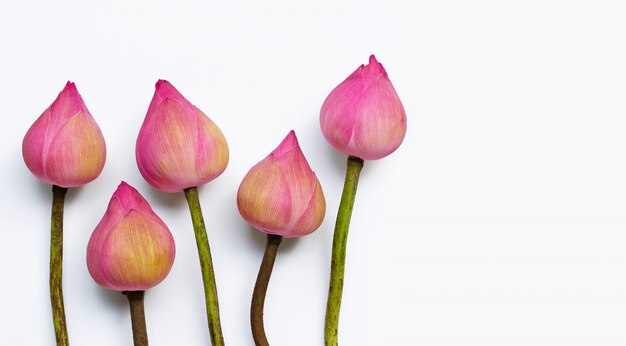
[
  {"x1": 320, "y1": 55, "x2": 407, "y2": 160},
  {"x1": 87, "y1": 182, "x2": 176, "y2": 291},
  {"x1": 22, "y1": 82, "x2": 106, "y2": 187},
  {"x1": 136, "y1": 80, "x2": 229, "y2": 192},
  {"x1": 237, "y1": 131, "x2": 325, "y2": 237}
]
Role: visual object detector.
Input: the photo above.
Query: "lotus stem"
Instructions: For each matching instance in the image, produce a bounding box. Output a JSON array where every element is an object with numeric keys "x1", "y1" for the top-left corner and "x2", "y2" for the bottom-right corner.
[
  {"x1": 250, "y1": 234, "x2": 283, "y2": 346},
  {"x1": 324, "y1": 156, "x2": 364, "y2": 346},
  {"x1": 184, "y1": 187, "x2": 225, "y2": 346},
  {"x1": 50, "y1": 185, "x2": 69, "y2": 346}
]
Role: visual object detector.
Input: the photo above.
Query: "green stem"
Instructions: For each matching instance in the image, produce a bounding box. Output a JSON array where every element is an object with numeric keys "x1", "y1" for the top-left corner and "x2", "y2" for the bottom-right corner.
[
  {"x1": 50, "y1": 185, "x2": 69, "y2": 346},
  {"x1": 324, "y1": 156, "x2": 364, "y2": 346},
  {"x1": 183, "y1": 187, "x2": 225, "y2": 346},
  {"x1": 250, "y1": 234, "x2": 283, "y2": 346},
  {"x1": 123, "y1": 291, "x2": 149, "y2": 346}
]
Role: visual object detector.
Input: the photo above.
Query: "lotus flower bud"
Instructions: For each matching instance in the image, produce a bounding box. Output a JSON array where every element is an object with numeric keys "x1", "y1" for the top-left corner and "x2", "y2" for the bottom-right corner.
[
  {"x1": 237, "y1": 131, "x2": 326, "y2": 237},
  {"x1": 136, "y1": 80, "x2": 229, "y2": 192},
  {"x1": 87, "y1": 182, "x2": 175, "y2": 291},
  {"x1": 22, "y1": 82, "x2": 106, "y2": 187},
  {"x1": 320, "y1": 55, "x2": 407, "y2": 160}
]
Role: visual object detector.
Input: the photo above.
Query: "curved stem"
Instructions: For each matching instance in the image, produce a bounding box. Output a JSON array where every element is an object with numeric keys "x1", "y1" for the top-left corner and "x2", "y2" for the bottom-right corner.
[
  {"x1": 123, "y1": 291, "x2": 148, "y2": 346},
  {"x1": 324, "y1": 156, "x2": 364, "y2": 346},
  {"x1": 50, "y1": 185, "x2": 69, "y2": 346},
  {"x1": 250, "y1": 234, "x2": 282, "y2": 346},
  {"x1": 183, "y1": 187, "x2": 225, "y2": 346}
]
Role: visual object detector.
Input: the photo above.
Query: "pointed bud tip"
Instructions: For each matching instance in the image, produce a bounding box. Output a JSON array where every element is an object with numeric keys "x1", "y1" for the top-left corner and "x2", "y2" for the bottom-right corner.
[
  {"x1": 365, "y1": 54, "x2": 384, "y2": 74},
  {"x1": 154, "y1": 79, "x2": 186, "y2": 101},
  {"x1": 62, "y1": 81, "x2": 79, "y2": 93},
  {"x1": 111, "y1": 181, "x2": 154, "y2": 215},
  {"x1": 113, "y1": 181, "x2": 139, "y2": 203},
  {"x1": 117, "y1": 181, "x2": 132, "y2": 190},
  {"x1": 285, "y1": 129, "x2": 297, "y2": 144},
  {"x1": 155, "y1": 79, "x2": 169, "y2": 89},
  {"x1": 272, "y1": 130, "x2": 300, "y2": 157}
]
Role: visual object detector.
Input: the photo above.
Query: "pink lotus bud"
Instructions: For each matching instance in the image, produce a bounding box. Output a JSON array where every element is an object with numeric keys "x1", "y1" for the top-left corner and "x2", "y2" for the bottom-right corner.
[
  {"x1": 87, "y1": 182, "x2": 176, "y2": 291},
  {"x1": 320, "y1": 55, "x2": 407, "y2": 160},
  {"x1": 22, "y1": 82, "x2": 106, "y2": 187},
  {"x1": 136, "y1": 80, "x2": 229, "y2": 192},
  {"x1": 237, "y1": 131, "x2": 326, "y2": 237}
]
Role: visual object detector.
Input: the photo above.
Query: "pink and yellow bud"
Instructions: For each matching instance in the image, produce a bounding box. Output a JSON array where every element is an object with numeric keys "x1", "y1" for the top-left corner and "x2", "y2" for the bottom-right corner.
[
  {"x1": 237, "y1": 131, "x2": 326, "y2": 237},
  {"x1": 87, "y1": 182, "x2": 175, "y2": 291},
  {"x1": 320, "y1": 55, "x2": 407, "y2": 160},
  {"x1": 136, "y1": 80, "x2": 229, "y2": 192},
  {"x1": 22, "y1": 82, "x2": 106, "y2": 187}
]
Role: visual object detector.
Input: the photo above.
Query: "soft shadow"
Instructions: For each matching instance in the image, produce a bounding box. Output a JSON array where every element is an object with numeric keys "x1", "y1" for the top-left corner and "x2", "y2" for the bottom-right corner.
[
  {"x1": 96, "y1": 286, "x2": 128, "y2": 311},
  {"x1": 195, "y1": 183, "x2": 216, "y2": 199},
  {"x1": 276, "y1": 235, "x2": 299, "y2": 254},
  {"x1": 64, "y1": 184, "x2": 85, "y2": 204},
  {"x1": 325, "y1": 142, "x2": 348, "y2": 174},
  {"x1": 30, "y1": 180, "x2": 87, "y2": 205},
  {"x1": 142, "y1": 182, "x2": 187, "y2": 210},
  {"x1": 300, "y1": 112, "x2": 347, "y2": 176},
  {"x1": 245, "y1": 224, "x2": 267, "y2": 249},
  {"x1": 325, "y1": 144, "x2": 380, "y2": 182},
  {"x1": 244, "y1": 225, "x2": 300, "y2": 255},
  {"x1": 32, "y1": 179, "x2": 52, "y2": 201}
]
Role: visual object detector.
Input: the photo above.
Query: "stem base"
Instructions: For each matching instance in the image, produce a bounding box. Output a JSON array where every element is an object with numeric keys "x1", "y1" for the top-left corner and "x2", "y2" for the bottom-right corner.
[{"x1": 123, "y1": 291, "x2": 148, "y2": 346}]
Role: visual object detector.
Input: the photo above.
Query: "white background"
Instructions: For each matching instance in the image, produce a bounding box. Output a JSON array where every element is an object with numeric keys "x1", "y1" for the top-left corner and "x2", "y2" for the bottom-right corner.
[{"x1": 1, "y1": 0, "x2": 626, "y2": 345}]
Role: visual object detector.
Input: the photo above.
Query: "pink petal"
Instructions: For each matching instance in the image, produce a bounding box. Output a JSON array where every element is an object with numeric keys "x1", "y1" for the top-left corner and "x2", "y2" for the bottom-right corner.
[
  {"x1": 271, "y1": 130, "x2": 299, "y2": 158},
  {"x1": 320, "y1": 68, "x2": 364, "y2": 151},
  {"x1": 145, "y1": 80, "x2": 195, "y2": 124},
  {"x1": 47, "y1": 82, "x2": 87, "y2": 132},
  {"x1": 353, "y1": 75, "x2": 407, "y2": 160},
  {"x1": 272, "y1": 132, "x2": 317, "y2": 227},
  {"x1": 22, "y1": 108, "x2": 51, "y2": 183},
  {"x1": 87, "y1": 210, "x2": 175, "y2": 291},
  {"x1": 193, "y1": 107, "x2": 229, "y2": 185},
  {"x1": 288, "y1": 177, "x2": 326, "y2": 237},
  {"x1": 45, "y1": 111, "x2": 106, "y2": 187},
  {"x1": 136, "y1": 99, "x2": 198, "y2": 192},
  {"x1": 23, "y1": 82, "x2": 101, "y2": 186},
  {"x1": 111, "y1": 182, "x2": 170, "y2": 229},
  {"x1": 360, "y1": 55, "x2": 385, "y2": 89},
  {"x1": 155, "y1": 80, "x2": 189, "y2": 102},
  {"x1": 237, "y1": 156, "x2": 292, "y2": 235}
]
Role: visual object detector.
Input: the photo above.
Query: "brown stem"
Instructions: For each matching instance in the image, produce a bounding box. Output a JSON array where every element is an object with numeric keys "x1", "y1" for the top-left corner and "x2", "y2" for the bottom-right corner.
[
  {"x1": 250, "y1": 234, "x2": 283, "y2": 346},
  {"x1": 123, "y1": 291, "x2": 148, "y2": 346},
  {"x1": 50, "y1": 185, "x2": 69, "y2": 345}
]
